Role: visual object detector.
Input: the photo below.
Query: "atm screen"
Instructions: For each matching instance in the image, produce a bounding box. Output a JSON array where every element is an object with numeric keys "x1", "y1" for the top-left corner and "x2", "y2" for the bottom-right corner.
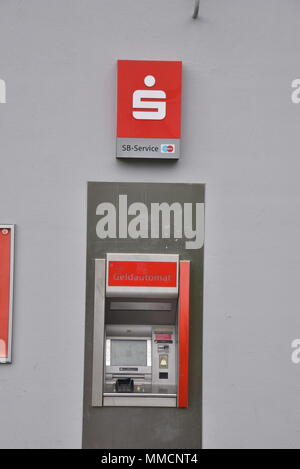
[{"x1": 111, "y1": 340, "x2": 147, "y2": 366}]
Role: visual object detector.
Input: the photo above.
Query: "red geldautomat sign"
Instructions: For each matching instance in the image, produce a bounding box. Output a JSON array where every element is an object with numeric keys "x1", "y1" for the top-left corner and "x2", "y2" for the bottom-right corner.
[
  {"x1": 108, "y1": 261, "x2": 177, "y2": 287},
  {"x1": 0, "y1": 226, "x2": 14, "y2": 363},
  {"x1": 116, "y1": 60, "x2": 182, "y2": 159}
]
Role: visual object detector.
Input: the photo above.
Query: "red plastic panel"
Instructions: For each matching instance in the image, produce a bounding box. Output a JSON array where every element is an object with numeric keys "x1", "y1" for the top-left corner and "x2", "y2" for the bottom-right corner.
[
  {"x1": 178, "y1": 261, "x2": 190, "y2": 408},
  {"x1": 0, "y1": 228, "x2": 12, "y2": 361}
]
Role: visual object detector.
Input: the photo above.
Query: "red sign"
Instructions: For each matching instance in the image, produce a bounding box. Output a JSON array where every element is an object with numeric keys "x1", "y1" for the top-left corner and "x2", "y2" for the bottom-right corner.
[
  {"x1": 116, "y1": 60, "x2": 182, "y2": 158},
  {"x1": 0, "y1": 227, "x2": 13, "y2": 362},
  {"x1": 108, "y1": 261, "x2": 177, "y2": 288}
]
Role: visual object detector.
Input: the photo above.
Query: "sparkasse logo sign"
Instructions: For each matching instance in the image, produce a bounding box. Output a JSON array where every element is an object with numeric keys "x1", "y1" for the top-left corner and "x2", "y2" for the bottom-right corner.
[{"x1": 116, "y1": 60, "x2": 182, "y2": 159}]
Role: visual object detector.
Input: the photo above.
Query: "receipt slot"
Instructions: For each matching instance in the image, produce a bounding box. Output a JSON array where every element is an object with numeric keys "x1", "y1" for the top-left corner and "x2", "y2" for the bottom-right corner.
[{"x1": 91, "y1": 253, "x2": 190, "y2": 408}]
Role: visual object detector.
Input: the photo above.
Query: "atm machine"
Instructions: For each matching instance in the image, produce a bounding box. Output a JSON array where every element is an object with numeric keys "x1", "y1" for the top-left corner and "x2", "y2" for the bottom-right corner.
[{"x1": 91, "y1": 253, "x2": 190, "y2": 408}]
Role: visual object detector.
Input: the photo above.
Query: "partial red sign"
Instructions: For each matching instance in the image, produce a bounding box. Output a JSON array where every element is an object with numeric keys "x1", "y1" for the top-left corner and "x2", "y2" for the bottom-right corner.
[
  {"x1": 108, "y1": 261, "x2": 177, "y2": 288},
  {"x1": 0, "y1": 228, "x2": 12, "y2": 361}
]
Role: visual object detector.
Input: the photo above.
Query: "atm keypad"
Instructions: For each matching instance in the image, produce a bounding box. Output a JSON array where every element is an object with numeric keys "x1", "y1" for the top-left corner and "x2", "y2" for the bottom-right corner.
[{"x1": 153, "y1": 328, "x2": 175, "y2": 385}]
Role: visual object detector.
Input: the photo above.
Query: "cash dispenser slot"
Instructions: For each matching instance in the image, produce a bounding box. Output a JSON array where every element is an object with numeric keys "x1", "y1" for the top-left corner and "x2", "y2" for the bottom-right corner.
[{"x1": 115, "y1": 378, "x2": 134, "y2": 393}]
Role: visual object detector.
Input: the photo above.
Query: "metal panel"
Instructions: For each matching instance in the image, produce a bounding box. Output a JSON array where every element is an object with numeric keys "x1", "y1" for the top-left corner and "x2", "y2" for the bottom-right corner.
[
  {"x1": 103, "y1": 396, "x2": 177, "y2": 407},
  {"x1": 83, "y1": 182, "x2": 204, "y2": 449},
  {"x1": 105, "y1": 324, "x2": 152, "y2": 337},
  {"x1": 109, "y1": 301, "x2": 172, "y2": 311},
  {"x1": 91, "y1": 259, "x2": 106, "y2": 407}
]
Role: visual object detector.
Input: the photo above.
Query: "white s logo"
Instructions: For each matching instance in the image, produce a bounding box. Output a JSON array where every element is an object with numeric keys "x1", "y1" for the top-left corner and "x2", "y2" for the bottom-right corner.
[{"x1": 133, "y1": 75, "x2": 166, "y2": 120}]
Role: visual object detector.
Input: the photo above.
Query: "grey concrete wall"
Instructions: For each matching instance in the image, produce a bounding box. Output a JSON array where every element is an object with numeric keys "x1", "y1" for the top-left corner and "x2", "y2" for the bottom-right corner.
[{"x1": 0, "y1": 0, "x2": 299, "y2": 449}]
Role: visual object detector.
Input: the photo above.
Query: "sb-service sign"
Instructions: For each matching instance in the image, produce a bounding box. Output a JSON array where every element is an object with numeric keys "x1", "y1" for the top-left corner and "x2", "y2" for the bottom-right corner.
[{"x1": 116, "y1": 60, "x2": 182, "y2": 159}]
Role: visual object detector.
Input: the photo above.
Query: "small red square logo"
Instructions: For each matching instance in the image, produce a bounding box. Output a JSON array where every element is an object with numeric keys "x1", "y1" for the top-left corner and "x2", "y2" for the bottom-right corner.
[{"x1": 116, "y1": 60, "x2": 182, "y2": 158}]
